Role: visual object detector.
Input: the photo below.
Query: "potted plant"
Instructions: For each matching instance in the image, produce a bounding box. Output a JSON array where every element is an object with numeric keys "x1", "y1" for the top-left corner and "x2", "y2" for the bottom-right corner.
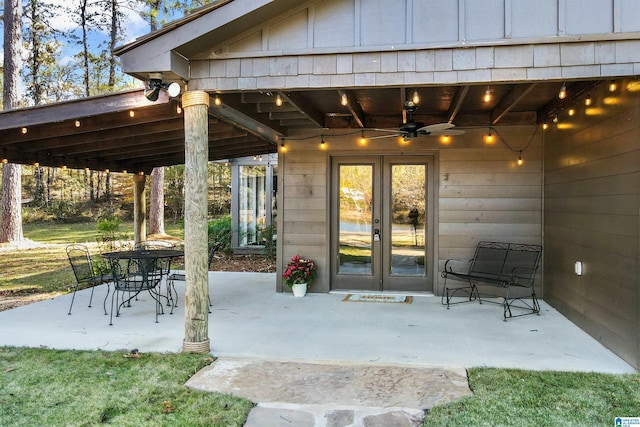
[{"x1": 283, "y1": 254, "x2": 317, "y2": 297}]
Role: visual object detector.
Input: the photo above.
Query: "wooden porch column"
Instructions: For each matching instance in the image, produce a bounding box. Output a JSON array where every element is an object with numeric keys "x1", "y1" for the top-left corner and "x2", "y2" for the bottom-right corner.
[
  {"x1": 132, "y1": 173, "x2": 147, "y2": 245},
  {"x1": 181, "y1": 90, "x2": 210, "y2": 353}
]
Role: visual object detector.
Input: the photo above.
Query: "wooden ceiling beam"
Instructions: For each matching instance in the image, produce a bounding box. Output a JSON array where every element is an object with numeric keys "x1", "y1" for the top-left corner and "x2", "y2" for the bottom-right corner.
[
  {"x1": 278, "y1": 91, "x2": 324, "y2": 128},
  {"x1": 446, "y1": 85, "x2": 470, "y2": 124},
  {"x1": 490, "y1": 83, "x2": 537, "y2": 125},
  {"x1": 338, "y1": 90, "x2": 366, "y2": 128}
]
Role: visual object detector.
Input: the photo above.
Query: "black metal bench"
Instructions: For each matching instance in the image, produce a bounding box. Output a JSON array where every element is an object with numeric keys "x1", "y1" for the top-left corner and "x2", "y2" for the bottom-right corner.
[{"x1": 441, "y1": 241, "x2": 542, "y2": 320}]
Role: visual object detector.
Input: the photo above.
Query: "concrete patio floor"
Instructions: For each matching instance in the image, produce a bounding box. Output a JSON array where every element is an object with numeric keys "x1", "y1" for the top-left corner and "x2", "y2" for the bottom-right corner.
[{"x1": 0, "y1": 271, "x2": 634, "y2": 374}]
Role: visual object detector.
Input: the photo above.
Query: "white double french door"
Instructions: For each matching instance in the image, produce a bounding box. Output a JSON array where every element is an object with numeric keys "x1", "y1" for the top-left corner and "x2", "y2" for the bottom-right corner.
[{"x1": 330, "y1": 155, "x2": 434, "y2": 292}]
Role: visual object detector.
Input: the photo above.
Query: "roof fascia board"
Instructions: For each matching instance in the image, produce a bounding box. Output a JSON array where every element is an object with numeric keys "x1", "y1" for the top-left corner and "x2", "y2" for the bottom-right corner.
[
  {"x1": 117, "y1": 0, "x2": 287, "y2": 79},
  {"x1": 0, "y1": 90, "x2": 169, "y2": 131}
]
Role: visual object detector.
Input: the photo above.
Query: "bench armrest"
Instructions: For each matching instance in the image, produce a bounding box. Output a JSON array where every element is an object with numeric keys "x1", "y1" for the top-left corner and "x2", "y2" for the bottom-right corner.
[{"x1": 443, "y1": 258, "x2": 472, "y2": 273}]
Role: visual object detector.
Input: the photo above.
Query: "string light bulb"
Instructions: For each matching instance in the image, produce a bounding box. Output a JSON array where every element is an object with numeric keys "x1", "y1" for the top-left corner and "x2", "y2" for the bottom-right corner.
[
  {"x1": 609, "y1": 81, "x2": 617, "y2": 92},
  {"x1": 484, "y1": 129, "x2": 495, "y2": 144},
  {"x1": 213, "y1": 95, "x2": 222, "y2": 106},
  {"x1": 280, "y1": 140, "x2": 286, "y2": 152},
  {"x1": 553, "y1": 113, "x2": 559, "y2": 124},
  {"x1": 75, "y1": 120, "x2": 81, "y2": 127},
  {"x1": 320, "y1": 136, "x2": 326, "y2": 149},
  {"x1": 542, "y1": 122, "x2": 549, "y2": 130},
  {"x1": 517, "y1": 151, "x2": 523, "y2": 166},
  {"x1": 21, "y1": 127, "x2": 27, "y2": 135},
  {"x1": 129, "y1": 110, "x2": 135, "y2": 118},
  {"x1": 440, "y1": 135, "x2": 451, "y2": 144},
  {"x1": 359, "y1": 131, "x2": 367, "y2": 145},
  {"x1": 340, "y1": 93, "x2": 348, "y2": 106},
  {"x1": 568, "y1": 108, "x2": 575, "y2": 116},
  {"x1": 412, "y1": 90, "x2": 420, "y2": 104},
  {"x1": 275, "y1": 94, "x2": 283, "y2": 107},
  {"x1": 558, "y1": 83, "x2": 567, "y2": 99},
  {"x1": 176, "y1": 105, "x2": 182, "y2": 114},
  {"x1": 483, "y1": 87, "x2": 491, "y2": 103},
  {"x1": 584, "y1": 94, "x2": 592, "y2": 106}
]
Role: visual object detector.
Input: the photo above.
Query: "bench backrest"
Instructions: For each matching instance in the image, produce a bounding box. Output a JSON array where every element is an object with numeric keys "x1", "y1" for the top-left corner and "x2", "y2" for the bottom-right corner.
[{"x1": 469, "y1": 241, "x2": 542, "y2": 286}]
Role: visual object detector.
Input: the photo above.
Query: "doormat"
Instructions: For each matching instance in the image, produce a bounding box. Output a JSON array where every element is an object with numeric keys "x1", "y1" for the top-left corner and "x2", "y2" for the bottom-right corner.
[{"x1": 342, "y1": 294, "x2": 412, "y2": 304}]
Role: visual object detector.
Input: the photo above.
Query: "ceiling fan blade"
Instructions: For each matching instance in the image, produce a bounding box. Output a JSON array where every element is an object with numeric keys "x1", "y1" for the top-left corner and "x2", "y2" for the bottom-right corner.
[
  {"x1": 425, "y1": 129, "x2": 466, "y2": 136},
  {"x1": 417, "y1": 122, "x2": 455, "y2": 133},
  {"x1": 368, "y1": 133, "x2": 403, "y2": 140}
]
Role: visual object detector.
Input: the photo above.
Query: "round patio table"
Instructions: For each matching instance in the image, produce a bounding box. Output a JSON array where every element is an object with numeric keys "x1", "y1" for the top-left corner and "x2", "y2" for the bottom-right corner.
[{"x1": 102, "y1": 249, "x2": 184, "y2": 324}]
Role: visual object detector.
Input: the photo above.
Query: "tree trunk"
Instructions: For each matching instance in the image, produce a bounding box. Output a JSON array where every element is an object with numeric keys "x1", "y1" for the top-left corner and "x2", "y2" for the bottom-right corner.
[
  {"x1": 149, "y1": 167, "x2": 165, "y2": 235},
  {"x1": 133, "y1": 174, "x2": 147, "y2": 245},
  {"x1": 1, "y1": 0, "x2": 24, "y2": 244},
  {"x1": 0, "y1": 164, "x2": 23, "y2": 243}
]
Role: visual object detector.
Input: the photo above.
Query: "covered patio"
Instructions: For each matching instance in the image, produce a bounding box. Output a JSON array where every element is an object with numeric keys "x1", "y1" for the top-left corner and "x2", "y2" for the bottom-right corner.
[{"x1": 0, "y1": 272, "x2": 633, "y2": 374}]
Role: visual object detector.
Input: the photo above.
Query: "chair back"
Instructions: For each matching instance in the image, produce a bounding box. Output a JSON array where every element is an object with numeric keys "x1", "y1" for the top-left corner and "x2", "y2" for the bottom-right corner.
[
  {"x1": 134, "y1": 240, "x2": 175, "y2": 250},
  {"x1": 66, "y1": 244, "x2": 98, "y2": 284},
  {"x1": 109, "y1": 256, "x2": 163, "y2": 292}
]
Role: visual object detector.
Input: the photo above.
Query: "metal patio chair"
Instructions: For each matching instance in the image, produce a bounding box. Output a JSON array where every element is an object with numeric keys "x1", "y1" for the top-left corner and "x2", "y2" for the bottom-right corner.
[
  {"x1": 66, "y1": 244, "x2": 111, "y2": 315},
  {"x1": 166, "y1": 243, "x2": 218, "y2": 312},
  {"x1": 107, "y1": 255, "x2": 167, "y2": 325}
]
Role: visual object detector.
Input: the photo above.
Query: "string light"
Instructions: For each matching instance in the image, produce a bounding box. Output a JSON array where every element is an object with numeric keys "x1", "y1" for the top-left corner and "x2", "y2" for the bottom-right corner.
[
  {"x1": 584, "y1": 94, "x2": 592, "y2": 106},
  {"x1": 176, "y1": 105, "x2": 182, "y2": 114},
  {"x1": 483, "y1": 87, "x2": 491, "y2": 103},
  {"x1": 440, "y1": 135, "x2": 451, "y2": 144},
  {"x1": 21, "y1": 127, "x2": 27, "y2": 134},
  {"x1": 280, "y1": 139, "x2": 286, "y2": 152},
  {"x1": 75, "y1": 120, "x2": 81, "y2": 127},
  {"x1": 517, "y1": 151, "x2": 523, "y2": 166},
  {"x1": 609, "y1": 81, "x2": 617, "y2": 92},
  {"x1": 359, "y1": 131, "x2": 367, "y2": 145},
  {"x1": 340, "y1": 93, "x2": 348, "y2": 106},
  {"x1": 553, "y1": 113, "x2": 559, "y2": 123},
  {"x1": 275, "y1": 94, "x2": 283, "y2": 107},
  {"x1": 542, "y1": 122, "x2": 549, "y2": 130},
  {"x1": 558, "y1": 83, "x2": 567, "y2": 99},
  {"x1": 213, "y1": 95, "x2": 222, "y2": 106},
  {"x1": 320, "y1": 136, "x2": 326, "y2": 149},
  {"x1": 412, "y1": 90, "x2": 420, "y2": 104},
  {"x1": 484, "y1": 129, "x2": 495, "y2": 144},
  {"x1": 129, "y1": 110, "x2": 135, "y2": 118},
  {"x1": 568, "y1": 108, "x2": 575, "y2": 116}
]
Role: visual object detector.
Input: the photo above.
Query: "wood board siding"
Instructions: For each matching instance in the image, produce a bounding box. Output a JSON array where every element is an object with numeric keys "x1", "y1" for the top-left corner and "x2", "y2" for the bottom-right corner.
[
  {"x1": 277, "y1": 128, "x2": 543, "y2": 296},
  {"x1": 544, "y1": 79, "x2": 640, "y2": 369},
  {"x1": 437, "y1": 128, "x2": 543, "y2": 296},
  {"x1": 203, "y1": 0, "x2": 640, "y2": 58}
]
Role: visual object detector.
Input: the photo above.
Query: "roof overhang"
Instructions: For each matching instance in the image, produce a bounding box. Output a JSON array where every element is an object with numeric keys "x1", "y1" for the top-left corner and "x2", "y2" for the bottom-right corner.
[{"x1": 0, "y1": 90, "x2": 276, "y2": 174}]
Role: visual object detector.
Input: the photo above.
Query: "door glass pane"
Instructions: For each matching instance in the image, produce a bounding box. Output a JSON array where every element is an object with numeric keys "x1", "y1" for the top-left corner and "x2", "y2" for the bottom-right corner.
[
  {"x1": 239, "y1": 165, "x2": 266, "y2": 247},
  {"x1": 390, "y1": 165, "x2": 425, "y2": 276},
  {"x1": 339, "y1": 165, "x2": 373, "y2": 274}
]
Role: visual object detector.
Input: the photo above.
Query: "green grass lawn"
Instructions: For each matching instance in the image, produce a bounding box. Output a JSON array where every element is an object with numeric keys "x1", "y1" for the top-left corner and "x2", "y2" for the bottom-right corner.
[
  {"x1": 1, "y1": 222, "x2": 184, "y2": 293},
  {"x1": 423, "y1": 368, "x2": 640, "y2": 426},
  {"x1": 0, "y1": 347, "x2": 252, "y2": 426}
]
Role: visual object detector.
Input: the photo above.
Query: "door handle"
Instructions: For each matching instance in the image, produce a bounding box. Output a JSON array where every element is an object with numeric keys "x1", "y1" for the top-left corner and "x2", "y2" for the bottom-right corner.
[{"x1": 373, "y1": 229, "x2": 380, "y2": 242}]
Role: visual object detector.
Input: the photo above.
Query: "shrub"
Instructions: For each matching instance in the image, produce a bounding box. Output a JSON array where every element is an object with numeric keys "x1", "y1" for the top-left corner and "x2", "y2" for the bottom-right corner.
[{"x1": 208, "y1": 216, "x2": 233, "y2": 254}]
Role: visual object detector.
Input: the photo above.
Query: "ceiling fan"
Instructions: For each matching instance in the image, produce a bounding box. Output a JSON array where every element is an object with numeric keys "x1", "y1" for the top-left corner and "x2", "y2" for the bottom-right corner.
[{"x1": 371, "y1": 101, "x2": 465, "y2": 140}]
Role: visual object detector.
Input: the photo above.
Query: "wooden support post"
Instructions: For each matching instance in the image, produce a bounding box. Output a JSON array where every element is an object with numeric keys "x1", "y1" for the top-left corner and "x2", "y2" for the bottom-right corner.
[
  {"x1": 182, "y1": 91, "x2": 210, "y2": 353},
  {"x1": 132, "y1": 173, "x2": 147, "y2": 245}
]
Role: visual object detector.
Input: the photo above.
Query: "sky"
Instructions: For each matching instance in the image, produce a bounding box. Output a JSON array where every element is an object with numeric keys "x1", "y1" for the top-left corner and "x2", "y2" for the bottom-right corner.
[{"x1": 1, "y1": 0, "x2": 183, "y2": 98}]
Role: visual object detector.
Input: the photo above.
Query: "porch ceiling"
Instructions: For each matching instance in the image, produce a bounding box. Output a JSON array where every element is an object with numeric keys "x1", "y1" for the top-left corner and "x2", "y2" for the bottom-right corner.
[
  {"x1": 0, "y1": 89, "x2": 277, "y2": 174},
  {"x1": 211, "y1": 79, "x2": 601, "y2": 135},
  {"x1": 0, "y1": 79, "x2": 601, "y2": 173}
]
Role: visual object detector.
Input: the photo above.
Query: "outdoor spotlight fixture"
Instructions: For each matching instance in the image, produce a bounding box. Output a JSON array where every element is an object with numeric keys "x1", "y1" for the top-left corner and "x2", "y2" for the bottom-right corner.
[{"x1": 145, "y1": 78, "x2": 182, "y2": 102}]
